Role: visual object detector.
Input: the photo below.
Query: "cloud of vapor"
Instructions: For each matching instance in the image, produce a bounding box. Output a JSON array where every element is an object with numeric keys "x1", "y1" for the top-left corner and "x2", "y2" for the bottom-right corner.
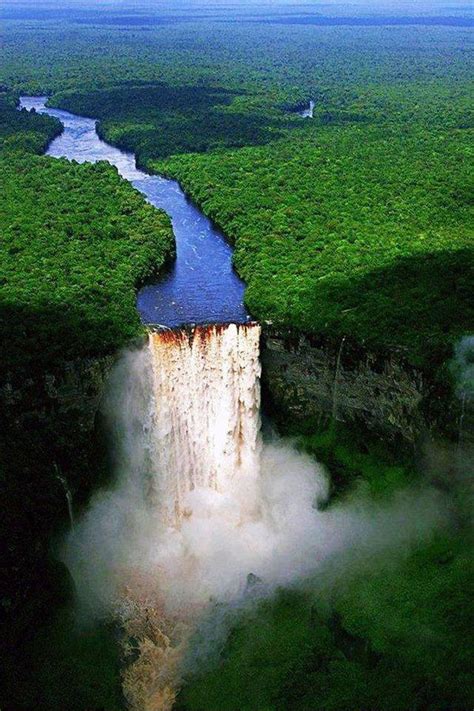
[
  {"x1": 62, "y1": 343, "x2": 445, "y2": 624},
  {"x1": 453, "y1": 335, "x2": 474, "y2": 400}
]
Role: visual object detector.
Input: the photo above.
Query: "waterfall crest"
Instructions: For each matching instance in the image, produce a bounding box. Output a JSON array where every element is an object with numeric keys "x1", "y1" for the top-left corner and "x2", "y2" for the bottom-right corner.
[{"x1": 148, "y1": 323, "x2": 261, "y2": 525}]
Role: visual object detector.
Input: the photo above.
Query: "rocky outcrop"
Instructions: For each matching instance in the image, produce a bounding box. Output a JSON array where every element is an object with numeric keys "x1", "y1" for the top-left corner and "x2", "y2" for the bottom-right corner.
[
  {"x1": 260, "y1": 326, "x2": 443, "y2": 442},
  {"x1": 1, "y1": 355, "x2": 115, "y2": 434}
]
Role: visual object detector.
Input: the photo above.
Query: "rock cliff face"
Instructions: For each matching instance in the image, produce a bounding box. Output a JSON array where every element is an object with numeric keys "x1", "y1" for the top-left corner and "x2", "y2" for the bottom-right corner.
[
  {"x1": 260, "y1": 327, "x2": 446, "y2": 442},
  {"x1": 10, "y1": 330, "x2": 452, "y2": 448},
  {"x1": 1, "y1": 328, "x2": 460, "y2": 460},
  {"x1": 1, "y1": 355, "x2": 115, "y2": 435},
  {"x1": 0, "y1": 353, "x2": 117, "y2": 645}
]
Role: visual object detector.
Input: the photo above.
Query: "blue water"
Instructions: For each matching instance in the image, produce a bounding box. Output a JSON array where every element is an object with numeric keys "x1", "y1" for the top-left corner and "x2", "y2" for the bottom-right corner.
[{"x1": 20, "y1": 96, "x2": 250, "y2": 328}]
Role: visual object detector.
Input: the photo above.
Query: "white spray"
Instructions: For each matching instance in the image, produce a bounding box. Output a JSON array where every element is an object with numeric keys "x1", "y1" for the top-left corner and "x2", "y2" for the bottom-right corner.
[{"x1": 64, "y1": 323, "x2": 442, "y2": 620}]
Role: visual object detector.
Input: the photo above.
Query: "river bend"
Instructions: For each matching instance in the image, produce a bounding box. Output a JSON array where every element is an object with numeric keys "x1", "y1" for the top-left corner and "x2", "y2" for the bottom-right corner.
[{"x1": 20, "y1": 96, "x2": 250, "y2": 328}]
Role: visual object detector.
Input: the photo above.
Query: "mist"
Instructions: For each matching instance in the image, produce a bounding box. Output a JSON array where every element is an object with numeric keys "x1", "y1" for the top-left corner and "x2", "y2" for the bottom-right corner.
[{"x1": 62, "y1": 337, "x2": 445, "y2": 622}]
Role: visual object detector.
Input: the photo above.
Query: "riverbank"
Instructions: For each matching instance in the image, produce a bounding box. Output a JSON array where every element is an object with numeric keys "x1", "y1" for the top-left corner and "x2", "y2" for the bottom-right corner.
[{"x1": 37, "y1": 86, "x2": 470, "y2": 445}]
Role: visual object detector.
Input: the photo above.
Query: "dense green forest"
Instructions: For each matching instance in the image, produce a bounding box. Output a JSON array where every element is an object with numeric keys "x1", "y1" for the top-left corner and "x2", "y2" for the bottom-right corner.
[
  {"x1": 0, "y1": 2, "x2": 472, "y2": 710},
  {"x1": 174, "y1": 417, "x2": 474, "y2": 710},
  {"x1": 1, "y1": 92, "x2": 173, "y2": 370},
  {"x1": 177, "y1": 534, "x2": 473, "y2": 711},
  {"x1": 2, "y1": 7, "x2": 470, "y2": 374},
  {"x1": 161, "y1": 124, "x2": 472, "y2": 369},
  {"x1": 1, "y1": 142, "x2": 173, "y2": 371}
]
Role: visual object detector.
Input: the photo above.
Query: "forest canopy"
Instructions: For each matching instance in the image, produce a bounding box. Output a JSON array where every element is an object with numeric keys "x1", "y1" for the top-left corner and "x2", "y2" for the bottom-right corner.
[
  {"x1": 0, "y1": 5, "x2": 472, "y2": 709},
  {"x1": 3, "y1": 7, "x2": 469, "y2": 373},
  {"x1": 0, "y1": 92, "x2": 174, "y2": 372}
]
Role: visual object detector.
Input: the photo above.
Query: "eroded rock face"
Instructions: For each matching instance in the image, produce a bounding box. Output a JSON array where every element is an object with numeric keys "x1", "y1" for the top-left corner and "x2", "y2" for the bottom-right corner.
[
  {"x1": 0, "y1": 354, "x2": 117, "y2": 650},
  {"x1": 1, "y1": 355, "x2": 115, "y2": 432},
  {"x1": 261, "y1": 327, "x2": 432, "y2": 442},
  {"x1": 0, "y1": 353, "x2": 116, "y2": 534}
]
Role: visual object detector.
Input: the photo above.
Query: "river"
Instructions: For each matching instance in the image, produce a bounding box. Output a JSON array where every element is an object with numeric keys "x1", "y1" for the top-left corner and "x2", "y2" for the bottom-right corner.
[{"x1": 19, "y1": 96, "x2": 250, "y2": 328}]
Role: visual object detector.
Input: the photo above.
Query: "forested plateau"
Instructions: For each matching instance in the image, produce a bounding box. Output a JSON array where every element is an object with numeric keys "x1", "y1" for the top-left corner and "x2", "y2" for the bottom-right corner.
[{"x1": 7, "y1": 12, "x2": 469, "y2": 379}]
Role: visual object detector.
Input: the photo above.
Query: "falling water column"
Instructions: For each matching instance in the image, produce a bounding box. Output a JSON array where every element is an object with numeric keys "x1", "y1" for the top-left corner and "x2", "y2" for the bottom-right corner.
[{"x1": 148, "y1": 322, "x2": 262, "y2": 525}]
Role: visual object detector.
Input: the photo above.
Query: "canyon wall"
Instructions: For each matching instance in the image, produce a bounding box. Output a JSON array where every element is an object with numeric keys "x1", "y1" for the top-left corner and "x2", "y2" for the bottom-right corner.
[
  {"x1": 0, "y1": 353, "x2": 116, "y2": 657},
  {"x1": 260, "y1": 326, "x2": 456, "y2": 442},
  {"x1": 1, "y1": 326, "x2": 460, "y2": 463},
  {"x1": 1, "y1": 327, "x2": 455, "y2": 456},
  {"x1": 1, "y1": 355, "x2": 114, "y2": 433}
]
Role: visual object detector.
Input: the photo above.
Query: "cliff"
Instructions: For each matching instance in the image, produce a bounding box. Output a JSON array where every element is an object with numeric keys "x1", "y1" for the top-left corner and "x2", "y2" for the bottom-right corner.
[
  {"x1": 1, "y1": 355, "x2": 115, "y2": 433},
  {"x1": 260, "y1": 326, "x2": 458, "y2": 443}
]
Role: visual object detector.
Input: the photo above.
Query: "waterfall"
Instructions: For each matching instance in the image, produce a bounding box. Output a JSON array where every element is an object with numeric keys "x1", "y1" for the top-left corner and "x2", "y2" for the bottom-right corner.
[
  {"x1": 148, "y1": 323, "x2": 262, "y2": 525},
  {"x1": 118, "y1": 322, "x2": 262, "y2": 709},
  {"x1": 63, "y1": 320, "x2": 443, "y2": 711},
  {"x1": 300, "y1": 99, "x2": 315, "y2": 118}
]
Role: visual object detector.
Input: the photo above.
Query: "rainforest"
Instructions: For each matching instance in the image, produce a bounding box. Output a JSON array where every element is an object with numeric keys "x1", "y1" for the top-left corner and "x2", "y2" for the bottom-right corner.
[{"x1": 0, "y1": 1, "x2": 472, "y2": 709}]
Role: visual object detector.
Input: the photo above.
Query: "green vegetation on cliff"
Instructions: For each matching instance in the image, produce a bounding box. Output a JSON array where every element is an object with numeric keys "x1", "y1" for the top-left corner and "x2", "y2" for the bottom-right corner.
[
  {"x1": 50, "y1": 83, "x2": 291, "y2": 164},
  {"x1": 159, "y1": 123, "x2": 472, "y2": 369},
  {"x1": 177, "y1": 531, "x2": 473, "y2": 711},
  {"x1": 0, "y1": 93, "x2": 62, "y2": 152},
  {"x1": 175, "y1": 421, "x2": 471, "y2": 711},
  {"x1": 0, "y1": 5, "x2": 472, "y2": 709}
]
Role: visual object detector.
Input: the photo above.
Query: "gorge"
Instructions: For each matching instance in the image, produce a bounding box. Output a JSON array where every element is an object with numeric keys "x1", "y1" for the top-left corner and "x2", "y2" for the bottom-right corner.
[
  {"x1": 17, "y1": 95, "x2": 465, "y2": 710},
  {"x1": 2, "y1": 5, "x2": 471, "y2": 706},
  {"x1": 19, "y1": 95, "x2": 447, "y2": 446},
  {"x1": 19, "y1": 96, "x2": 250, "y2": 329}
]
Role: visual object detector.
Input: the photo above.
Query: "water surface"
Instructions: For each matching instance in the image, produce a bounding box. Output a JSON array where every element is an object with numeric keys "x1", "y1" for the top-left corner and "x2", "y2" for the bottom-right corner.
[{"x1": 20, "y1": 96, "x2": 250, "y2": 328}]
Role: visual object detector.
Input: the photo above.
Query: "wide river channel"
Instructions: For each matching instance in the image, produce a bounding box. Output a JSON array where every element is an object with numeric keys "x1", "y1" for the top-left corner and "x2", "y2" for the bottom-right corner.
[{"x1": 20, "y1": 96, "x2": 250, "y2": 328}]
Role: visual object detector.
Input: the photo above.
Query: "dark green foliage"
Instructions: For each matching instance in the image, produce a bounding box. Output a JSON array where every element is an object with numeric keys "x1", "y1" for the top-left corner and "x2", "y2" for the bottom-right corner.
[
  {"x1": 2, "y1": 565, "x2": 123, "y2": 711},
  {"x1": 159, "y1": 122, "x2": 473, "y2": 370},
  {"x1": 0, "y1": 5, "x2": 472, "y2": 709},
  {"x1": 51, "y1": 83, "x2": 290, "y2": 164},
  {"x1": 0, "y1": 92, "x2": 62, "y2": 153},
  {"x1": 1, "y1": 152, "x2": 173, "y2": 369},
  {"x1": 4, "y1": 7, "x2": 468, "y2": 373},
  {"x1": 0, "y1": 86, "x2": 174, "y2": 371},
  {"x1": 0, "y1": 96, "x2": 173, "y2": 710},
  {"x1": 177, "y1": 534, "x2": 473, "y2": 711},
  {"x1": 295, "y1": 422, "x2": 417, "y2": 498},
  {"x1": 0, "y1": 91, "x2": 173, "y2": 533}
]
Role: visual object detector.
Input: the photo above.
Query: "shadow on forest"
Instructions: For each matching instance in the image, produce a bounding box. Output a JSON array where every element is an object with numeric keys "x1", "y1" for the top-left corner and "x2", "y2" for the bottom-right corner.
[
  {"x1": 0, "y1": 295, "x2": 124, "y2": 545},
  {"x1": 1, "y1": 247, "x2": 472, "y2": 708},
  {"x1": 56, "y1": 82, "x2": 290, "y2": 160},
  {"x1": 307, "y1": 248, "x2": 473, "y2": 369}
]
